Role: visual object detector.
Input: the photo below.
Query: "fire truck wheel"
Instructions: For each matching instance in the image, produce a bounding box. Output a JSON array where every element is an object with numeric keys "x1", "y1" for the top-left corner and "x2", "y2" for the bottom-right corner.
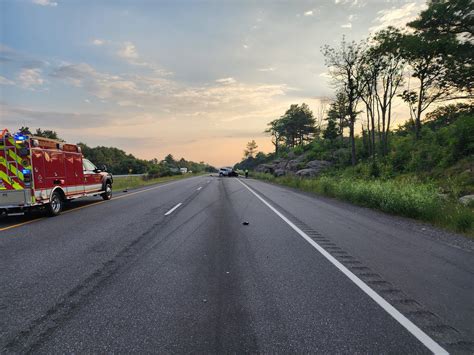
[
  {"x1": 102, "y1": 183, "x2": 112, "y2": 200},
  {"x1": 48, "y1": 191, "x2": 64, "y2": 216}
]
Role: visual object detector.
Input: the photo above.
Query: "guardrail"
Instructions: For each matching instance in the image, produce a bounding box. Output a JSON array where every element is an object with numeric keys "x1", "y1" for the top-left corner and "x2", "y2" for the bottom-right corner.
[{"x1": 113, "y1": 174, "x2": 147, "y2": 178}]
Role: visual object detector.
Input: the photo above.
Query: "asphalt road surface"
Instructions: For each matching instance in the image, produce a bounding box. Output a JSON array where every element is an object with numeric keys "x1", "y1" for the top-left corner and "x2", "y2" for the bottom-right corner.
[{"x1": 1, "y1": 176, "x2": 473, "y2": 353}]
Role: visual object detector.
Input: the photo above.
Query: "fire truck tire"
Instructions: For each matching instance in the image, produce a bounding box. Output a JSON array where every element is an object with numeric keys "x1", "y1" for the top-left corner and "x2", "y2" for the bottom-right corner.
[
  {"x1": 48, "y1": 191, "x2": 64, "y2": 216},
  {"x1": 102, "y1": 182, "x2": 112, "y2": 200}
]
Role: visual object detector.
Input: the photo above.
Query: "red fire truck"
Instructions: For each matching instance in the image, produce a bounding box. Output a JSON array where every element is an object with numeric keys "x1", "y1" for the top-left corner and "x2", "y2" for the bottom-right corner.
[{"x1": 0, "y1": 129, "x2": 113, "y2": 216}]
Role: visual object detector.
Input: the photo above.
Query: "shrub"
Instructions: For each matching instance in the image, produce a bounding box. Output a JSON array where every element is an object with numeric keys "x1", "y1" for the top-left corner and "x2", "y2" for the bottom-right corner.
[
  {"x1": 449, "y1": 207, "x2": 474, "y2": 232},
  {"x1": 254, "y1": 174, "x2": 473, "y2": 235}
]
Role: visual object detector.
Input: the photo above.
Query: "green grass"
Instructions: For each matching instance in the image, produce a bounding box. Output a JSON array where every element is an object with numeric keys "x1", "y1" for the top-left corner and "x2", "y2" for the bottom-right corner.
[
  {"x1": 252, "y1": 172, "x2": 474, "y2": 235},
  {"x1": 113, "y1": 174, "x2": 199, "y2": 191}
]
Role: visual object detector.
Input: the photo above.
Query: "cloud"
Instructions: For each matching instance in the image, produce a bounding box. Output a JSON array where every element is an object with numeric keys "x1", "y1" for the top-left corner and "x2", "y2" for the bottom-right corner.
[
  {"x1": 0, "y1": 75, "x2": 14, "y2": 85},
  {"x1": 92, "y1": 39, "x2": 105, "y2": 46},
  {"x1": 18, "y1": 68, "x2": 44, "y2": 89},
  {"x1": 334, "y1": 0, "x2": 366, "y2": 7},
  {"x1": 117, "y1": 41, "x2": 138, "y2": 60},
  {"x1": 258, "y1": 67, "x2": 276, "y2": 72},
  {"x1": 215, "y1": 77, "x2": 236, "y2": 85},
  {"x1": 304, "y1": 10, "x2": 313, "y2": 16},
  {"x1": 319, "y1": 72, "x2": 332, "y2": 80},
  {"x1": 32, "y1": 0, "x2": 58, "y2": 6},
  {"x1": 174, "y1": 81, "x2": 288, "y2": 114},
  {"x1": 51, "y1": 63, "x2": 150, "y2": 104},
  {"x1": 243, "y1": 44, "x2": 249, "y2": 49},
  {"x1": 370, "y1": 2, "x2": 427, "y2": 33},
  {"x1": 341, "y1": 13, "x2": 355, "y2": 29},
  {"x1": 89, "y1": 39, "x2": 172, "y2": 76},
  {"x1": 0, "y1": 103, "x2": 112, "y2": 128},
  {"x1": 48, "y1": 60, "x2": 291, "y2": 147},
  {"x1": 0, "y1": 44, "x2": 48, "y2": 70},
  {"x1": 0, "y1": 102, "x2": 159, "y2": 130}
]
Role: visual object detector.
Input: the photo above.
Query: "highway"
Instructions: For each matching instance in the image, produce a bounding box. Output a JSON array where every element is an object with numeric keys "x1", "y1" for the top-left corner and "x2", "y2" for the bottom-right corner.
[{"x1": 0, "y1": 176, "x2": 472, "y2": 353}]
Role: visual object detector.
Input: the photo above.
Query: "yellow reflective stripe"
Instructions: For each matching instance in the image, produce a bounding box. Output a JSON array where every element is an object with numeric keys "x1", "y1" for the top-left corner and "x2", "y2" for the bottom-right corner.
[
  {"x1": 7, "y1": 149, "x2": 24, "y2": 166},
  {"x1": 0, "y1": 170, "x2": 23, "y2": 190},
  {"x1": 0, "y1": 160, "x2": 24, "y2": 181},
  {"x1": 7, "y1": 137, "x2": 21, "y2": 149},
  {"x1": 6, "y1": 137, "x2": 26, "y2": 165}
]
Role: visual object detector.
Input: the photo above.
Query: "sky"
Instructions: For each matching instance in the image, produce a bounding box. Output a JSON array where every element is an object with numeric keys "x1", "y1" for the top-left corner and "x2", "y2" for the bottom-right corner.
[{"x1": 0, "y1": 0, "x2": 426, "y2": 167}]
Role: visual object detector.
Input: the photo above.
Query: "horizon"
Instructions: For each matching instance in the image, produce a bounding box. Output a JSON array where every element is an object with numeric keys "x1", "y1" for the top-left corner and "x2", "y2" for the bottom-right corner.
[{"x1": 1, "y1": 0, "x2": 425, "y2": 166}]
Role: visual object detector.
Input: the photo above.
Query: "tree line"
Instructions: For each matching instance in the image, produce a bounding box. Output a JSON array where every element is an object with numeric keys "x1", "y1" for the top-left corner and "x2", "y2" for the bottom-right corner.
[{"x1": 263, "y1": 0, "x2": 472, "y2": 166}]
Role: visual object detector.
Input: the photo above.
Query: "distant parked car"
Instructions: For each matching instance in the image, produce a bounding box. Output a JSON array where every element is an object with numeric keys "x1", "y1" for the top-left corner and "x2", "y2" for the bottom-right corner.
[{"x1": 219, "y1": 167, "x2": 238, "y2": 177}]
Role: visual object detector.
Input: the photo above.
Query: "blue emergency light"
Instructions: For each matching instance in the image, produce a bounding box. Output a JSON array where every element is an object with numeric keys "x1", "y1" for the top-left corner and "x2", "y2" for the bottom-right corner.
[
  {"x1": 14, "y1": 134, "x2": 27, "y2": 141},
  {"x1": 22, "y1": 169, "x2": 31, "y2": 175}
]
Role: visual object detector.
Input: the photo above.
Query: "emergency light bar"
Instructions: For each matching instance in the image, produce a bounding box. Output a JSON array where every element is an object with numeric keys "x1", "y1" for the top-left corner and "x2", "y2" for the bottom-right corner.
[{"x1": 14, "y1": 134, "x2": 27, "y2": 141}]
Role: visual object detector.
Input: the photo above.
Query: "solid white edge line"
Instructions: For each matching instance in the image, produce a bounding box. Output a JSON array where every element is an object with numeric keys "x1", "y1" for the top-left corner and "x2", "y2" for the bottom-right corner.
[
  {"x1": 164, "y1": 203, "x2": 182, "y2": 216},
  {"x1": 237, "y1": 179, "x2": 448, "y2": 355}
]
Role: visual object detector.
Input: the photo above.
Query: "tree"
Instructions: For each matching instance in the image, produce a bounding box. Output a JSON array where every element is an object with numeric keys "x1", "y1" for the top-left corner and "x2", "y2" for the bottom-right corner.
[
  {"x1": 399, "y1": 33, "x2": 452, "y2": 139},
  {"x1": 17, "y1": 127, "x2": 62, "y2": 140},
  {"x1": 360, "y1": 27, "x2": 405, "y2": 156},
  {"x1": 323, "y1": 93, "x2": 348, "y2": 142},
  {"x1": 279, "y1": 103, "x2": 316, "y2": 147},
  {"x1": 244, "y1": 140, "x2": 258, "y2": 158},
  {"x1": 34, "y1": 128, "x2": 62, "y2": 140},
  {"x1": 408, "y1": 0, "x2": 474, "y2": 99},
  {"x1": 358, "y1": 53, "x2": 379, "y2": 159},
  {"x1": 265, "y1": 119, "x2": 285, "y2": 155},
  {"x1": 408, "y1": 0, "x2": 473, "y2": 39},
  {"x1": 322, "y1": 38, "x2": 365, "y2": 165},
  {"x1": 164, "y1": 154, "x2": 175, "y2": 165},
  {"x1": 423, "y1": 103, "x2": 474, "y2": 130},
  {"x1": 18, "y1": 126, "x2": 31, "y2": 135},
  {"x1": 323, "y1": 111, "x2": 339, "y2": 141}
]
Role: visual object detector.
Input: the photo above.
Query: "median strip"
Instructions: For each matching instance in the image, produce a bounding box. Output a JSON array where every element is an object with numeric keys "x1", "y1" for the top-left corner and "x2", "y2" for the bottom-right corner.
[
  {"x1": 164, "y1": 203, "x2": 182, "y2": 216},
  {"x1": 236, "y1": 178, "x2": 448, "y2": 355}
]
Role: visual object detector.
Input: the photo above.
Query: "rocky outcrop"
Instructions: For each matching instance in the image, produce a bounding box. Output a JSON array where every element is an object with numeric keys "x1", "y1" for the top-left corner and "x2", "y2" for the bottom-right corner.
[
  {"x1": 305, "y1": 160, "x2": 332, "y2": 172},
  {"x1": 255, "y1": 164, "x2": 275, "y2": 174},
  {"x1": 256, "y1": 157, "x2": 332, "y2": 178}
]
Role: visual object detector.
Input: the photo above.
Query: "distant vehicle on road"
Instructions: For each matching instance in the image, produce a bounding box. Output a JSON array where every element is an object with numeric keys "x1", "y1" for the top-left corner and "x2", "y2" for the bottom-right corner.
[
  {"x1": 0, "y1": 129, "x2": 113, "y2": 217},
  {"x1": 219, "y1": 167, "x2": 238, "y2": 177}
]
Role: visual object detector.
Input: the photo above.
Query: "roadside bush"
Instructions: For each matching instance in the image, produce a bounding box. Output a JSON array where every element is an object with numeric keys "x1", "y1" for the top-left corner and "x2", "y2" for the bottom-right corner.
[
  {"x1": 449, "y1": 208, "x2": 474, "y2": 232},
  {"x1": 253, "y1": 173, "x2": 473, "y2": 235}
]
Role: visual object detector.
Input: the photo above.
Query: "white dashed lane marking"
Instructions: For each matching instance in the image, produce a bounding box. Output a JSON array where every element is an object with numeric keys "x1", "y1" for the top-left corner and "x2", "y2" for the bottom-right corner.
[{"x1": 164, "y1": 203, "x2": 182, "y2": 216}]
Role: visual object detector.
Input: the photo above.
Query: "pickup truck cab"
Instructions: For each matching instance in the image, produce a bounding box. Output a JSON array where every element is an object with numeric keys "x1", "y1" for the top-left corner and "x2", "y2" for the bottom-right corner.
[{"x1": 219, "y1": 167, "x2": 238, "y2": 177}]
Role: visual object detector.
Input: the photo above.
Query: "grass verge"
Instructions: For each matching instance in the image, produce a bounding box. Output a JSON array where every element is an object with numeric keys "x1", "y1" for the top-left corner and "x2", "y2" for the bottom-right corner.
[
  {"x1": 252, "y1": 172, "x2": 474, "y2": 236},
  {"x1": 113, "y1": 174, "x2": 199, "y2": 191}
]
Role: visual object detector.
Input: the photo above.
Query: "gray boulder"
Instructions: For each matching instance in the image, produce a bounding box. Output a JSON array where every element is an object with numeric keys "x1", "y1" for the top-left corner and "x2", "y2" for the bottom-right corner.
[
  {"x1": 275, "y1": 160, "x2": 289, "y2": 170},
  {"x1": 295, "y1": 168, "x2": 320, "y2": 177},
  {"x1": 255, "y1": 164, "x2": 275, "y2": 174},
  {"x1": 459, "y1": 195, "x2": 474, "y2": 206},
  {"x1": 305, "y1": 160, "x2": 331, "y2": 170},
  {"x1": 287, "y1": 159, "x2": 301, "y2": 172},
  {"x1": 273, "y1": 169, "x2": 286, "y2": 177}
]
